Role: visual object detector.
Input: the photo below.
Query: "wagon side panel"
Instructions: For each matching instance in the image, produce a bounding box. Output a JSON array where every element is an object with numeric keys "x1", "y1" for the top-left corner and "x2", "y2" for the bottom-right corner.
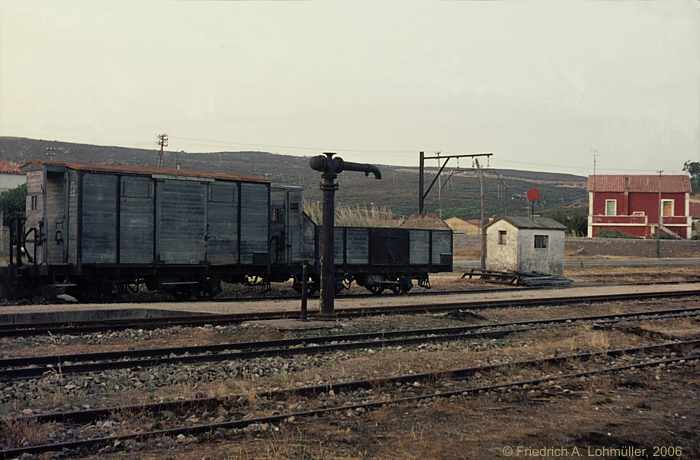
[
  {"x1": 206, "y1": 181, "x2": 238, "y2": 265},
  {"x1": 409, "y1": 230, "x2": 430, "y2": 265},
  {"x1": 119, "y1": 176, "x2": 155, "y2": 264},
  {"x1": 431, "y1": 230, "x2": 453, "y2": 267},
  {"x1": 240, "y1": 183, "x2": 269, "y2": 265},
  {"x1": 81, "y1": 173, "x2": 118, "y2": 264}
]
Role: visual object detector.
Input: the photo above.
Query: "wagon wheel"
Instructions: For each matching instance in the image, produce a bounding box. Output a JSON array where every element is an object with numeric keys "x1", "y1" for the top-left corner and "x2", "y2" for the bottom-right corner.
[
  {"x1": 22, "y1": 228, "x2": 37, "y2": 264},
  {"x1": 368, "y1": 285, "x2": 384, "y2": 295},
  {"x1": 389, "y1": 284, "x2": 401, "y2": 295}
]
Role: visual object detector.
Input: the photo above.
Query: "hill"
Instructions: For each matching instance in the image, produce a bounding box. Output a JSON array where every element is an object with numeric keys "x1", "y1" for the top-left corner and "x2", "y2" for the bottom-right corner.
[{"x1": 0, "y1": 136, "x2": 587, "y2": 218}]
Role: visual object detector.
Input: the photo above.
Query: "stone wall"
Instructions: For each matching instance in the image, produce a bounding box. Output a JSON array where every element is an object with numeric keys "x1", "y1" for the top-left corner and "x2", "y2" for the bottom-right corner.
[
  {"x1": 565, "y1": 237, "x2": 700, "y2": 258},
  {"x1": 455, "y1": 233, "x2": 700, "y2": 259}
]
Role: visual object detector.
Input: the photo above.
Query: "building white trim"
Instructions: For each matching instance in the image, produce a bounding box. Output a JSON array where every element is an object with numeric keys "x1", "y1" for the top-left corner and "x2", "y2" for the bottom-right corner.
[
  {"x1": 661, "y1": 199, "x2": 675, "y2": 217},
  {"x1": 604, "y1": 199, "x2": 617, "y2": 216}
]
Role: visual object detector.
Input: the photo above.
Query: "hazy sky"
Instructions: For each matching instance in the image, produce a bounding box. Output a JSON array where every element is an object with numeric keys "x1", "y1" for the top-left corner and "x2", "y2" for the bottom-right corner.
[{"x1": 1, "y1": 0, "x2": 698, "y2": 175}]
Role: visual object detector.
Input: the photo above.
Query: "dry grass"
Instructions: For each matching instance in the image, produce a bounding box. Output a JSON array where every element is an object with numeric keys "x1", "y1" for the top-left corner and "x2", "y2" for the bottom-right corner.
[
  {"x1": 635, "y1": 318, "x2": 700, "y2": 339},
  {"x1": 303, "y1": 200, "x2": 447, "y2": 229},
  {"x1": 0, "y1": 418, "x2": 57, "y2": 448}
]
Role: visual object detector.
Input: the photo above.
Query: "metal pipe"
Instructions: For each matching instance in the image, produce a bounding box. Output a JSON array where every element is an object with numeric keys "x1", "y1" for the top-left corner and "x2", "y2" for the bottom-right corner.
[
  {"x1": 300, "y1": 261, "x2": 308, "y2": 321},
  {"x1": 340, "y1": 161, "x2": 382, "y2": 179}
]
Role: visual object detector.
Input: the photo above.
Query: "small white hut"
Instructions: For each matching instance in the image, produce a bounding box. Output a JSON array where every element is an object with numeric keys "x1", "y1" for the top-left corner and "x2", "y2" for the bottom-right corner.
[{"x1": 485, "y1": 217, "x2": 566, "y2": 275}]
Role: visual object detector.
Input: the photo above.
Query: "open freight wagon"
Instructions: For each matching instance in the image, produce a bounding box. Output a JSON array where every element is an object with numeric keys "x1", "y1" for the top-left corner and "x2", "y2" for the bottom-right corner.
[{"x1": 300, "y1": 214, "x2": 453, "y2": 294}]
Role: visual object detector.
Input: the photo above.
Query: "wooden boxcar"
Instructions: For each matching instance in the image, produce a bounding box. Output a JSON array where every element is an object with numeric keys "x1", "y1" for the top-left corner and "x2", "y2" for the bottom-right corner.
[{"x1": 19, "y1": 161, "x2": 285, "y2": 298}]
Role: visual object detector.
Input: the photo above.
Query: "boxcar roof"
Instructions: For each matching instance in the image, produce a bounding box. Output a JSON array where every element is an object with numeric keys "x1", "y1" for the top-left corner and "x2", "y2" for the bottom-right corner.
[{"x1": 21, "y1": 160, "x2": 269, "y2": 184}]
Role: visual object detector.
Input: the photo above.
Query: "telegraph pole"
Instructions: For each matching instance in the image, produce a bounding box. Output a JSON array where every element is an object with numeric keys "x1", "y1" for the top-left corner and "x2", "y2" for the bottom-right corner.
[
  {"x1": 657, "y1": 169, "x2": 663, "y2": 257},
  {"x1": 418, "y1": 152, "x2": 425, "y2": 214},
  {"x1": 157, "y1": 134, "x2": 168, "y2": 168},
  {"x1": 436, "y1": 152, "x2": 442, "y2": 218},
  {"x1": 475, "y1": 159, "x2": 486, "y2": 270}
]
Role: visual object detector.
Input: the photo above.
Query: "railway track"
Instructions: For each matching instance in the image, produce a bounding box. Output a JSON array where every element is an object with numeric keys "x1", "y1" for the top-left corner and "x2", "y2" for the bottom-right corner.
[
  {"x1": 2, "y1": 288, "x2": 700, "y2": 337},
  {"x1": 3, "y1": 339, "x2": 698, "y2": 458},
  {"x1": 1, "y1": 305, "x2": 698, "y2": 381},
  {"x1": 4, "y1": 278, "x2": 698, "y2": 307}
]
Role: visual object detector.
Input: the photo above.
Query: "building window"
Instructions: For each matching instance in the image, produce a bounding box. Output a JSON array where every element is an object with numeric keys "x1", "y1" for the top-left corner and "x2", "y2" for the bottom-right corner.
[
  {"x1": 534, "y1": 234, "x2": 549, "y2": 249},
  {"x1": 30, "y1": 195, "x2": 38, "y2": 210},
  {"x1": 661, "y1": 199, "x2": 674, "y2": 218},
  {"x1": 498, "y1": 230, "x2": 507, "y2": 245},
  {"x1": 604, "y1": 199, "x2": 617, "y2": 216}
]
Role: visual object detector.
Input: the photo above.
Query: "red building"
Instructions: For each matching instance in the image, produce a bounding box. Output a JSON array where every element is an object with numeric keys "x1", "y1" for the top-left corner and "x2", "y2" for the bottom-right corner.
[{"x1": 587, "y1": 175, "x2": 692, "y2": 239}]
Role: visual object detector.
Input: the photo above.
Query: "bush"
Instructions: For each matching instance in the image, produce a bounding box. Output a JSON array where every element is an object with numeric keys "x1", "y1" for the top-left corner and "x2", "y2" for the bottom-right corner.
[
  {"x1": 598, "y1": 229, "x2": 639, "y2": 239},
  {"x1": 0, "y1": 183, "x2": 26, "y2": 225}
]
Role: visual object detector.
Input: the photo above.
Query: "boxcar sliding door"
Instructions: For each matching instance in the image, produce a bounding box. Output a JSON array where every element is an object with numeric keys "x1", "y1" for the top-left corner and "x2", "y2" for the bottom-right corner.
[{"x1": 157, "y1": 179, "x2": 206, "y2": 264}]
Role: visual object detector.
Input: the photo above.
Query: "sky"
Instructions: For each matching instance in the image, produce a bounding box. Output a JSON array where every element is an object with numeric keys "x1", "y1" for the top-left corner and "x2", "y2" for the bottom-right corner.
[{"x1": 0, "y1": 0, "x2": 698, "y2": 176}]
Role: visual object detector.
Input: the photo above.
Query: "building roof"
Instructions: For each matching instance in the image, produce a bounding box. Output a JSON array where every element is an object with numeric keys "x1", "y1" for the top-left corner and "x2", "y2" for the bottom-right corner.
[
  {"x1": 21, "y1": 160, "x2": 269, "y2": 184},
  {"x1": 587, "y1": 175, "x2": 691, "y2": 193},
  {"x1": 0, "y1": 160, "x2": 22, "y2": 175},
  {"x1": 444, "y1": 217, "x2": 479, "y2": 227},
  {"x1": 488, "y1": 216, "x2": 566, "y2": 231}
]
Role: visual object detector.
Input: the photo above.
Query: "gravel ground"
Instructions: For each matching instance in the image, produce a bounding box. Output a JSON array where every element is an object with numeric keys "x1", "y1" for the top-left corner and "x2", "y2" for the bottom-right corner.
[
  {"x1": 2, "y1": 350, "x2": 695, "y2": 455},
  {"x1": 0, "y1": 323, "x2": 671, "y2": 416},
  {"x1": 111, "y1": 361, "x2": 698, "y2": 460},
  {"x1": 1, "y1": 299, "x2": 698, "y2": 458}
]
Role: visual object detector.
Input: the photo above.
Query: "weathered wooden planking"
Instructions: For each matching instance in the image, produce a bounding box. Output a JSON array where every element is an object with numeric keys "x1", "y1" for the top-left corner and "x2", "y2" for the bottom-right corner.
[
  {"x1": 431, "y1": 230, "x2": 452, "y2": 265},
  {"x1": 24, "y1": 171, "x2": 44, "y2": 264},
  {"x1": 240, "y1": 183, "x2": 269, "y2": 264},
  {"x1": 206, "y1": 182, "x2": 238, "y2": 265},
  {"x1": 346, "y1": 228, "x2": 369, "y2": 264},
  {"x1": 119, "y1": 176, "x2": 154, "y2": 264},
  {"x1": 288, "y1": 189, "x2": 304, "y2": 263},
  {"x1": 270, "y1": 188, "x2": 288, "y2": 264},
  {"x1": 81, "y1": 173, "x2": 118, "y2": 264},
  {"x1": 333, "y1": 228, "x2": 345, "y2": 264},
  {"x1": 409, "y1": 230, "x2": 430, "y2": 265},
  {"x1": 67, "y1": 171, "x2": 79, "y2": 265},
  {"x1": 157, "y1": 179, "x2": 206, "y2": 264},
  {"x1": 45, "y1": 173, "x2": 66, "y2": 264},
  {"x1": 302, "y1": 214, "x2": 317, "y2": 262}
]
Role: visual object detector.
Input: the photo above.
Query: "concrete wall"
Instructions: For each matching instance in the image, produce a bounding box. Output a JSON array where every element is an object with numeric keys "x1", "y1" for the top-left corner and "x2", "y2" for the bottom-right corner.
[
  {"x1": 485, "y1": 220, "x2": 518, "y2": 272},
  {"x1": 517, "y1": 228, "x2": 565, "y2": 274},
  {"x1": 566, "y1": 237, "x2": 700, "y2": 258}
]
